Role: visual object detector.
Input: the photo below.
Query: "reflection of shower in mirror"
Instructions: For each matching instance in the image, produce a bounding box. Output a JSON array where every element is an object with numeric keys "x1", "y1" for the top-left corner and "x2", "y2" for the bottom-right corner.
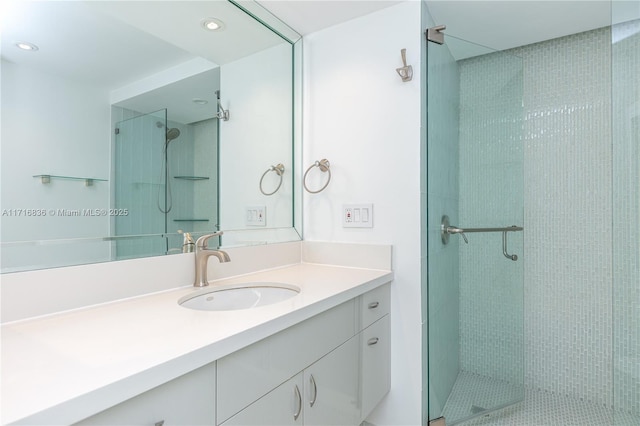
[
  {"x1": 166, "y1": 128, "x2": 181, "y2": 143},
  {"x1": 156, "y1": 121, "x2": 182, "y2": 144},
  {"x1": 215, "y1": 90, "x2": 230, "y2": 121},
  {"x1": 157, "y1": 122, "x2": 182, "y2": 214}
]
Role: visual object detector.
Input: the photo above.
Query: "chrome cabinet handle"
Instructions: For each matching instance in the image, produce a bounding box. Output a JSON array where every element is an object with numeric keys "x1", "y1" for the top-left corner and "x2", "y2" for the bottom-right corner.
[
  {"x1": 368, "y1": 301, "x2": 379, "y2": 309},
  {"x1": 367, "y1": 337, "x2": 379, "y2": 346},
  {"x1": 293, "y1": 384, "x2": 302, "y2": 420},
  {"x1": 309, "y1": 374, "x2": 317, "y2": 407}
]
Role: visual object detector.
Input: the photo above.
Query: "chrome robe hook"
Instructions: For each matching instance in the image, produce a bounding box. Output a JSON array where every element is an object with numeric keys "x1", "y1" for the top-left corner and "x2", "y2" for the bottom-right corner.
[{"x1": 396, "y1": 48, "x2": 413, "y2": 82}]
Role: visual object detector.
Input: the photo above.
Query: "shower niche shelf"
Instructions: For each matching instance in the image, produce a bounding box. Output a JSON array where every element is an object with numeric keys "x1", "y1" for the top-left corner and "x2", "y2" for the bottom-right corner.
[
  {"x1": 174, "y1": 176, "x2": 210, "y2": 181},
  {"x1": 34, "y1": 174, "x2": 107, "y2": 187}
]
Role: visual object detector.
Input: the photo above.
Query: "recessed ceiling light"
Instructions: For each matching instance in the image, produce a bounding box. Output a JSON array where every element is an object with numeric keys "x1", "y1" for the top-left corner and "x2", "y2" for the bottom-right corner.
[
  {"x1": 192, "y1": 98, "x2": 208, "y2": 105},
  {"x1": 201, "y1": 18, "x2": 225, "y2": 32},
  {"x1": 15, "y1": 42, "x2": 39, "y2": 51}
]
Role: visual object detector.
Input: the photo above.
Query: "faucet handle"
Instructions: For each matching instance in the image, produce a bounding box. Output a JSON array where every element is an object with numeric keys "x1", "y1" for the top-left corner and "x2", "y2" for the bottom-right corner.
[{"x1": 196, "y1": 231, "x2": 224, "y2": 249}]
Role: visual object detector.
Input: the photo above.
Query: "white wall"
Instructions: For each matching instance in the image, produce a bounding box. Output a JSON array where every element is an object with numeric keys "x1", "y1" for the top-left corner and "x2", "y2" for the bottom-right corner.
[
  {"x1": 1, "y1": 60, "x2": 111, "y2": 270},
  {"x1": 303, "y1": 2, "x2": 423, "y2": 424},
  {"x1": 219, "y1": 43, "x2": 293, "y2": 244}
]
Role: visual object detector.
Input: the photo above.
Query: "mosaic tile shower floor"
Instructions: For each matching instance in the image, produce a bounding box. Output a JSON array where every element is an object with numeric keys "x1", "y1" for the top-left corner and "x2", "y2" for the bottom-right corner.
[{"x1": 442, "y1": 371, "x2": 640, "y2": 426}]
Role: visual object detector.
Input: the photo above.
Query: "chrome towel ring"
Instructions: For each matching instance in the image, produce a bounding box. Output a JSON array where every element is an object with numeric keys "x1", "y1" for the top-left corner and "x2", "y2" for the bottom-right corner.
[
  {"x1": 303, "y1": 159, "x2": 331, "y2": 194},
  {"x1": 259, "y1": 163, "x2": 285, "y2": 196}
]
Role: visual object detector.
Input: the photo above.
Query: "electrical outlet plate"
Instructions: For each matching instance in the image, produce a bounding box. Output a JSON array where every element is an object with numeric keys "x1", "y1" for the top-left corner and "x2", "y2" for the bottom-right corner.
[
  {"x1": 342, "y1": 204, "x2": 373, "y2": 228},
  {"x1": 245, "y1": 205, "x2": 266, "y2": 226}
]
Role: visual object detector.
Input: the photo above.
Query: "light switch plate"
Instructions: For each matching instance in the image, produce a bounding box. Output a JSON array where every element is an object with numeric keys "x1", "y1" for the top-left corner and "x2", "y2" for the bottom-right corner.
[
  {"x1": 342, "y1": 204, "x2": 373, "y2": 228},
  {"x1": 245, "y1": 205, "x2": 266, "y2": 226}
]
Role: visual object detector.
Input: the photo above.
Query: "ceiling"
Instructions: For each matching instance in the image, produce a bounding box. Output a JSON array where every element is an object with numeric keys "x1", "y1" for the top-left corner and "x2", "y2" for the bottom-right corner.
[
  {"x1": 4, "y1": 1, "x2": 637, "y2": 89},
  {"x1": 426, "y1": 1, "x2": 614, "y2": 55},
  {"x1": 1, "y1": 1, "x2": 285, "y2": 91},
  {"x1": 1, "y1": 1, "x2": 288, "y2": 124},
  {"x1": 114, "y1": 69, "x2": 221, "y2": 125},
  {"x1": 257, "y1": 0, "x2": 638, "y2": 55},
  {"x1": 256, "y1": 0, "x2": 402, "y2": 35},
  {"x1": 3, "y1": 0, "x2": 637, "y2": 116}
]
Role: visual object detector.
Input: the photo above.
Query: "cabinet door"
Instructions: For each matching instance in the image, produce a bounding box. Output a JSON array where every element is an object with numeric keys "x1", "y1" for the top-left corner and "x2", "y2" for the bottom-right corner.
[
  {"x1": 304, "y1": 337, "x2": 359, "y2": 426},
  {"x1": 75, "y1": 363, "x2": 216, "y2": 426},
  {"x1": 361, "y1": 315, "x2": 390, "y2": 421},
  {"x1": 221, "y1": 373, "x2": 304, "y2": 426}
]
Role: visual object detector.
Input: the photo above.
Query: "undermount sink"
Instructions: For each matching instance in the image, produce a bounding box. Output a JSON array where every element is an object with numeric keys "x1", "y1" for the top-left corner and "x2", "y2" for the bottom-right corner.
[{"x1": 178, "y1": 282, "x2": 300, "y2": 311}]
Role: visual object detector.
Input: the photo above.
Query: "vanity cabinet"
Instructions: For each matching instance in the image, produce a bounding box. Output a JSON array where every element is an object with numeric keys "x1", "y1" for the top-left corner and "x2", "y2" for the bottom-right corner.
[
  {"x1": 75, "y1": 362, "x2": 216, "y2": 426},
  {"x1": 219, "y1": 284, "x2": 390, "y2": 426}
]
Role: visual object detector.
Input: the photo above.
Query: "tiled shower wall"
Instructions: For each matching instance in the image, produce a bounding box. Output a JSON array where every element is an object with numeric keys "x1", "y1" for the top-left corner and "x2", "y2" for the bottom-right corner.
[
  {"x1": 459, "y1": 28, "x2": 618, "y2": 407},
  {"x1": 517, "y1": 28, "x2": 614, "y2": 407}
]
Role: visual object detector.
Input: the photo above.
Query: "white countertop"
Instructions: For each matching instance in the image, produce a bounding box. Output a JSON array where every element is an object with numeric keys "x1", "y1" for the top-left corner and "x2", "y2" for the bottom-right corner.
[{"x1": 1, "y1": 262, "x2": 392, "y2": 425}]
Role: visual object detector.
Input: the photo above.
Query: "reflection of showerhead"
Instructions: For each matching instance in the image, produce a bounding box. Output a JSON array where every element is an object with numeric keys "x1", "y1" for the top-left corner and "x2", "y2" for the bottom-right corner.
[
  {"x1": 166, "y1": 128, "x2": 181, "y2": 143},
  {"x1": 155, "y1": 121, "x2": 181, "y2": 143}
]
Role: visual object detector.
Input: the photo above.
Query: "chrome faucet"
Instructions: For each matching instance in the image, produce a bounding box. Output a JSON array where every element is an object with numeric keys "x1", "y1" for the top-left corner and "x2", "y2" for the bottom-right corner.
[{"x1": 194, "y1": 232, "x2": 230, "y2": 287}]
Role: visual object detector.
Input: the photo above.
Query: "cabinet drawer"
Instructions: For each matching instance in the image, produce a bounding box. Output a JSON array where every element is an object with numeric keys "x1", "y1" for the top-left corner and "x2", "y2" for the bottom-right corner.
[
  {"x1": 75, "y1": 362, "x2": 216, "y2": 426},
  {"x1": 360, "y1": 315, "x2": 390, "y2": 421},
  {"x1": 359, "y1": 283, "x2": 390, "y2": 330},
  {"x1": 216, "y1": 300, "x2": 356, "y2": 423}
]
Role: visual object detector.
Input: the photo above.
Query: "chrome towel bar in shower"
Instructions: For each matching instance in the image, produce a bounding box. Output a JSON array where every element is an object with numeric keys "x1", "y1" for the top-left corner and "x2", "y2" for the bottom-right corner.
[{"x1": 441, "y1": 215, "x2": 524, "y2": 261}]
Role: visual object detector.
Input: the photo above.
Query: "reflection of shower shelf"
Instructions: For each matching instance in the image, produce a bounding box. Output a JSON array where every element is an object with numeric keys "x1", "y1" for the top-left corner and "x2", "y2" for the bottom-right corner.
[
  {"x1": 34, "y1": 174, "x2": 107, "y2": 187},
  {"x1": 133, "y1": 182, "x2": 163, "y2": 186},
  {"x1": 174, "y1": 176, "x2": 210, "y2": 181},
  {"x1": 173, "y1": 219, "x2": 210, "y2": 222}
]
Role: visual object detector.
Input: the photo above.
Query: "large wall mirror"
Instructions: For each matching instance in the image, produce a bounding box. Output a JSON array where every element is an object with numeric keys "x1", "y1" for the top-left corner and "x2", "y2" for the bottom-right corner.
[{"x1": 0, "y1": 0, "x2": 302, "y2": 273}]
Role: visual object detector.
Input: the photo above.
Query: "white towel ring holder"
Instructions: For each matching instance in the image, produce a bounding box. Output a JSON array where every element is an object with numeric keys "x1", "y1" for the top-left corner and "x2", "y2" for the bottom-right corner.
[
  {"x1": 259, "y1": 163, "x2": 285, "y2": 196},
  {"x1": 303, "y1": 159, "x2": 331, "y2": 194}
]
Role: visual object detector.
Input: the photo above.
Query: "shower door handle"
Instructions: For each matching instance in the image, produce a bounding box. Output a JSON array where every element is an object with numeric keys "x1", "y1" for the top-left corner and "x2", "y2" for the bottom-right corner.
[
  {"x1": 502, "y1": 231, "x2": 518, "y2": 261},
  {"x1": 446, "y1": 226, "x2": 468, "y2": 243},
  {"x1": 441, "y1": 215, "x2": 523, "y2": 261}
]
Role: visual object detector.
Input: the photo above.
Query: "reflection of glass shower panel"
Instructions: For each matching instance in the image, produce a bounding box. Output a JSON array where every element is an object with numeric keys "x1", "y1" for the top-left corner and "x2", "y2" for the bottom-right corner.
[
  {"x1": 426, "y1": 33, "x2": 524, "y2": 426},
  {"x1": 114, "y1": 109, "x2": 167, "y2": 259},
  {"x1": 191, "y1": 118, "x2": 218, "y2": 233},
  {"x1": 612, "y1": 13, "x2": 640, "y2": 426}
]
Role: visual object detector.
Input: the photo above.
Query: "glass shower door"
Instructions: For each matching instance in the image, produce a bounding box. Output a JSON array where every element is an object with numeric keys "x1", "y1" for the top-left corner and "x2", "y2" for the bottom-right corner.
[
  {"x1": 425, "y1": 33, "x2": 524, "y2": 425},
  {"x1": 113, "y1": 109, "x2": 168, "y2": 259},
  {"x1": 611, "y1": 2, "x2": 640, "y2": 424}
]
